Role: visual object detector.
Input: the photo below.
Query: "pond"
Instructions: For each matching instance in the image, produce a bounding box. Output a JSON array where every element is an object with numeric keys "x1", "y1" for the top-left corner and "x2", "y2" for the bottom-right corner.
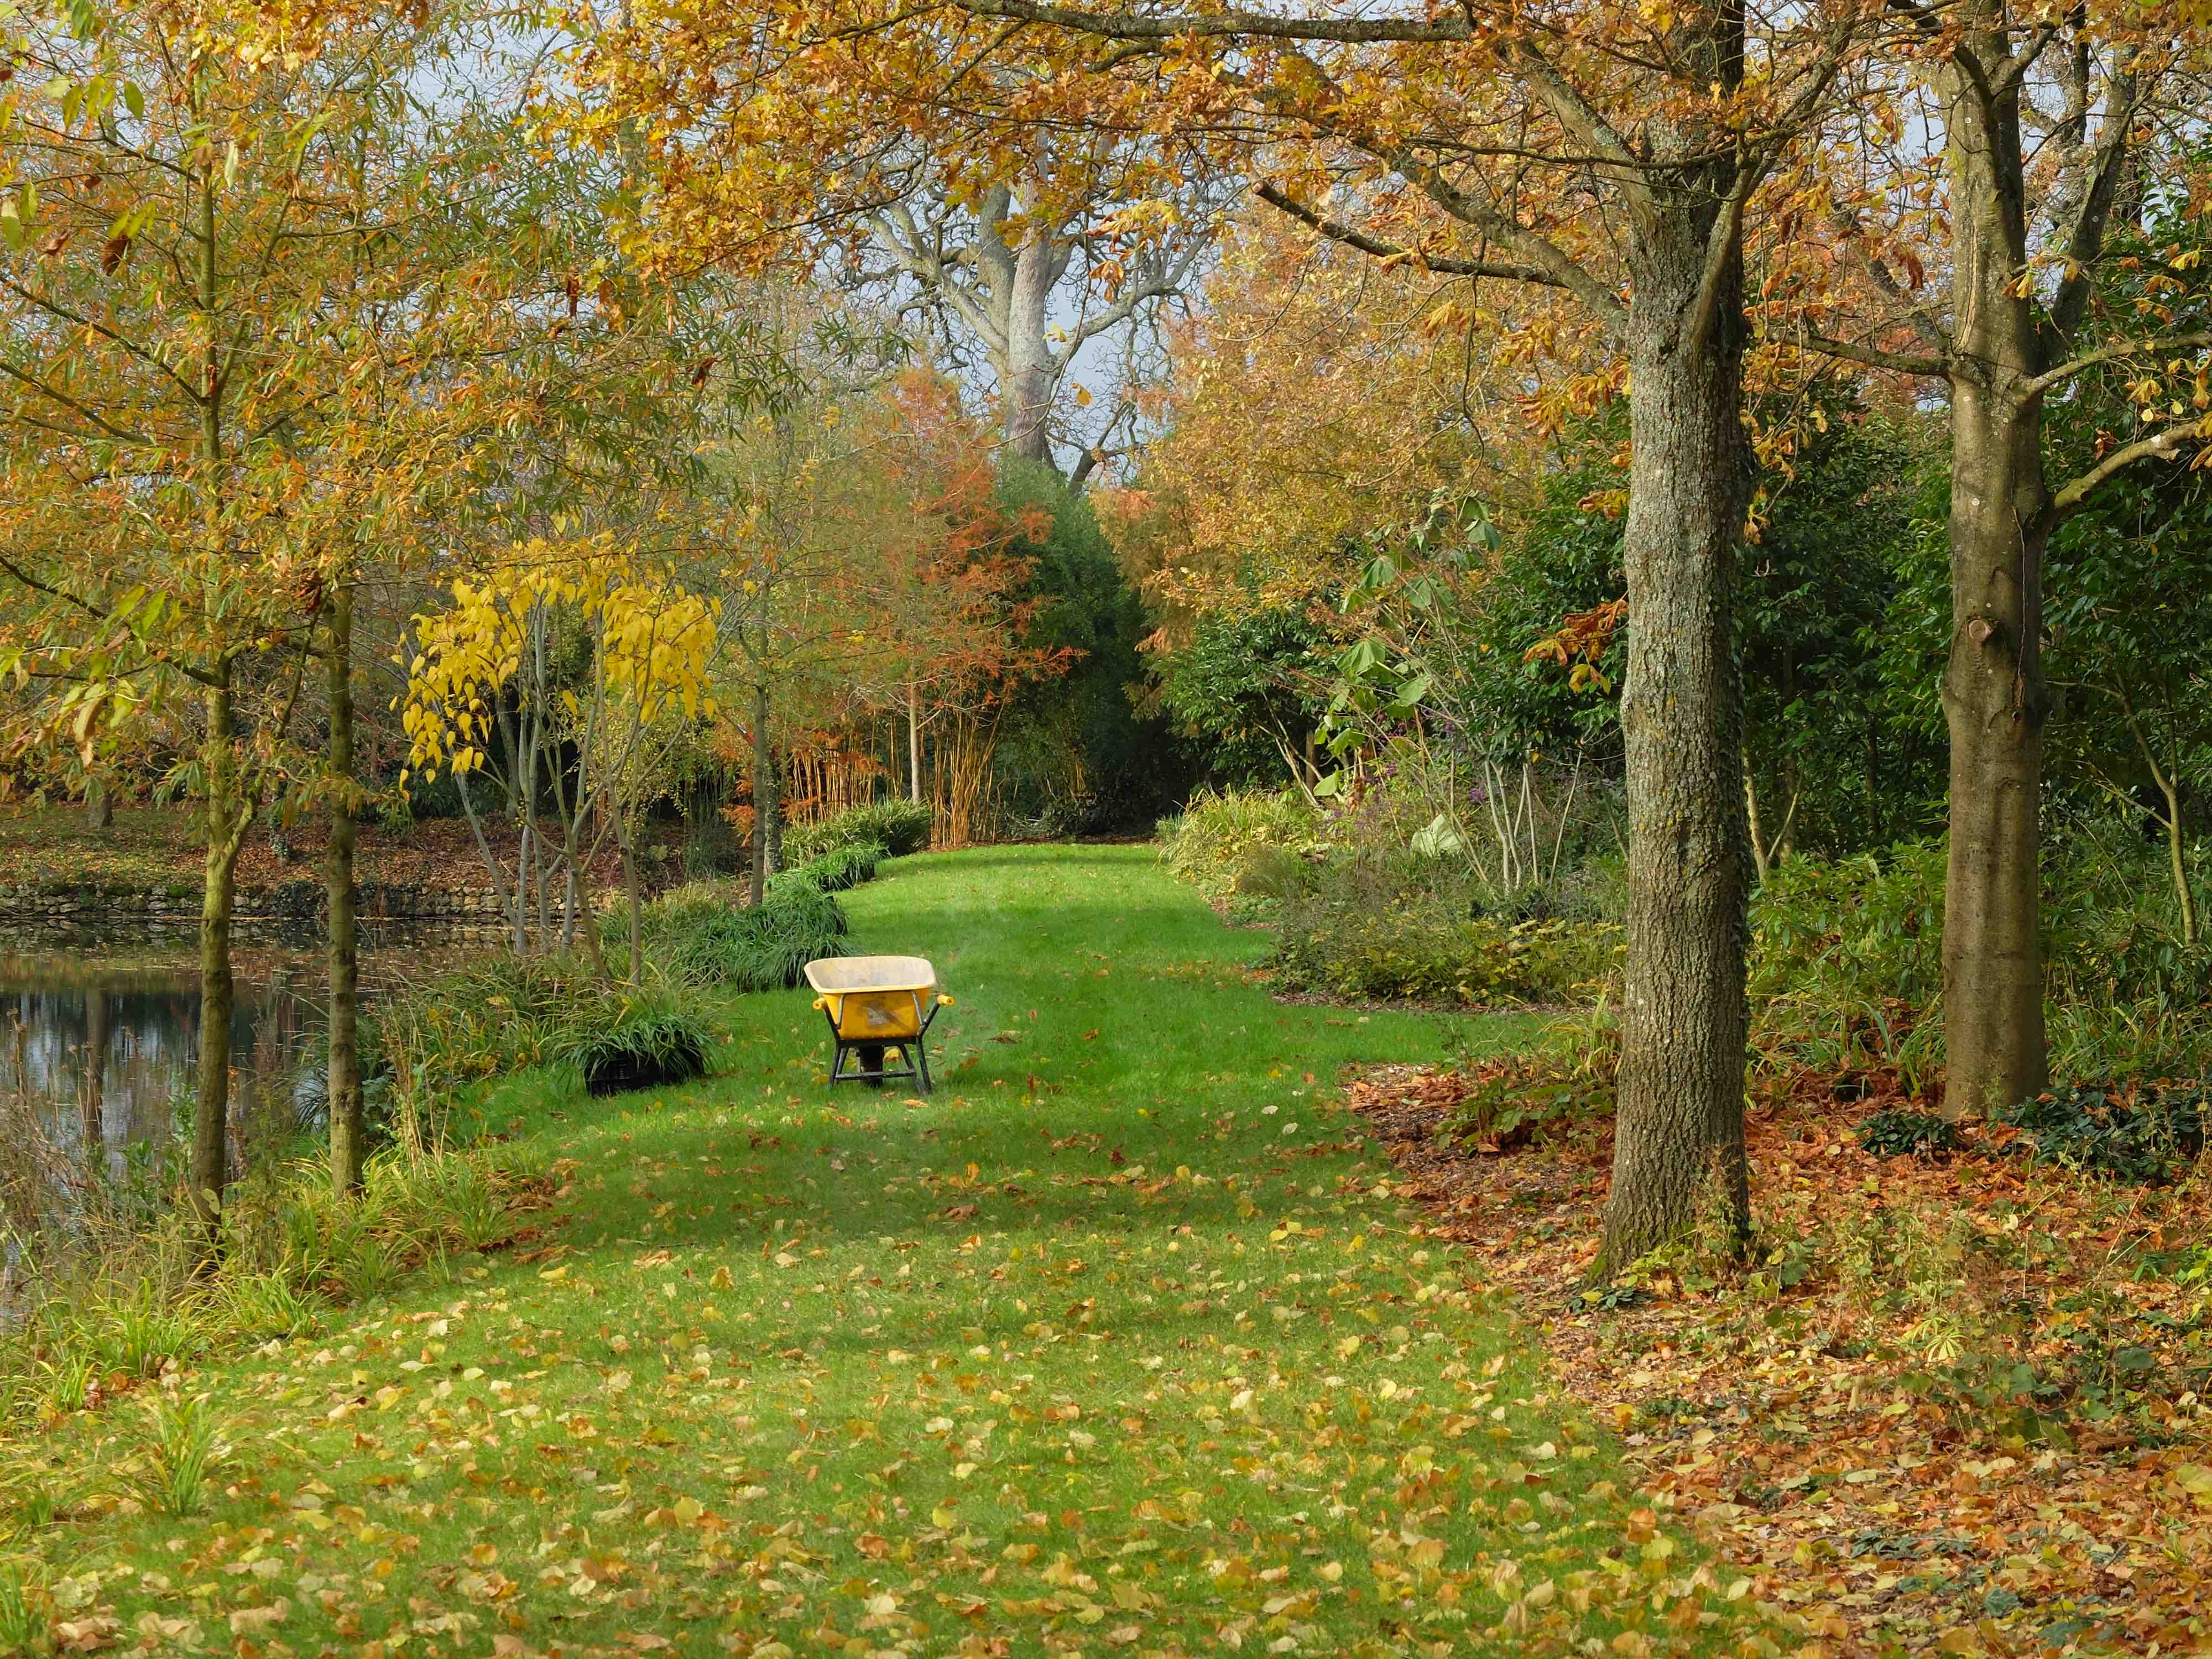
[{"x1": 0, "y1": 919, "x2": 487, "y2": 1214}]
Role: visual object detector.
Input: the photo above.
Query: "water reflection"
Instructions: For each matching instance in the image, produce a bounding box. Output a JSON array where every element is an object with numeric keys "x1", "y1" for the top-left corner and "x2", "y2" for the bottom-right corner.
[{"x1": 0, "y1": 921, "x2": 481, "y2": 1182}]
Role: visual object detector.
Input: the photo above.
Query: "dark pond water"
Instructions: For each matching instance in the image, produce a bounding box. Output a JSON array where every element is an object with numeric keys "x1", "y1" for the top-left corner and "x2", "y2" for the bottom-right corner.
[{"x1": 0, "y1": 919, "x2": 486, "y2": 1191}]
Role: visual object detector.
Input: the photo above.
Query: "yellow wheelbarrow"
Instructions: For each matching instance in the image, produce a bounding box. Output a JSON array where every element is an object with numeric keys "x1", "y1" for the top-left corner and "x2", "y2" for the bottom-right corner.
[{"x1": 804, "y1": 955, "x2": 951, "y2": 1092}]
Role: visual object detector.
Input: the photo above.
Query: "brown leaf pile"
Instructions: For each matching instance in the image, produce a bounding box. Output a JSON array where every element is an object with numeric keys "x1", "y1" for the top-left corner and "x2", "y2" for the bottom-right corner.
[{"x1": 1347, "y1": 1064, "x2": 2212, "y2": 1658}]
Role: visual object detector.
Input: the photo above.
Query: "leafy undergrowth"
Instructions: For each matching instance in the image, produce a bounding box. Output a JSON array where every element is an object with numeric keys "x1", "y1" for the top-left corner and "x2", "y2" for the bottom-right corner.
[
  {"x1": 1, "y1": 847, "x2": 1789, "y2": 1658},
  {"x1": 1349, "y1": 1065, "x2": 2212, "y2": 1657}
]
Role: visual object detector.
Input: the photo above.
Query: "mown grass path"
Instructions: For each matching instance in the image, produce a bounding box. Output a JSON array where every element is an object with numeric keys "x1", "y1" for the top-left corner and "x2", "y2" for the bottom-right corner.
[{"x1": 18, "y1": 847, "x2": 1756, "y2": 1658}]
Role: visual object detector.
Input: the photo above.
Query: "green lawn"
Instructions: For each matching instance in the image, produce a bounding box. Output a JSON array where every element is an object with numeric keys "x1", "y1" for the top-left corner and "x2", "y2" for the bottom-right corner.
[{"x1": 11, "y1": 846, "x2": 1764, "y2": 1658}]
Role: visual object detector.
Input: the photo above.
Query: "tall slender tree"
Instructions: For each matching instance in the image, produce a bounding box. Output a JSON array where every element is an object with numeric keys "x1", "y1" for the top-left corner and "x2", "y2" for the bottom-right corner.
[
  {"x1": 1779, "y1": 5, "x2": 2212, "y2": 1110},
  {"x1": 0, "y1": 0, "x2": 634, "y2": 1213},
  {"x1": 0, "y1": 0, "x2": 392, "y2": 1231}
]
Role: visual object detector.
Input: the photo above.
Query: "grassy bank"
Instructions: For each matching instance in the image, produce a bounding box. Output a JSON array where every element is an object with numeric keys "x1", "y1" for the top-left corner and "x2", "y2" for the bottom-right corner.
[{"x1": 3, "y1": 847, "x2": 1770, "y2": 1657}]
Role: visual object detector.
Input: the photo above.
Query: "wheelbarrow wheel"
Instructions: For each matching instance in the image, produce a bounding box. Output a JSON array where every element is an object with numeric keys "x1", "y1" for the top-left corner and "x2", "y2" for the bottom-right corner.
[{"x1": 857, "y1": 1043, "x2": 885, "y2": 1088}]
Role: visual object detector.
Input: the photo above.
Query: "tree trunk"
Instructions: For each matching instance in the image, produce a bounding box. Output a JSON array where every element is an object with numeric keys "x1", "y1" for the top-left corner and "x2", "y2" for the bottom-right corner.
[
  {"x1": 191, "y1": 678, "x2": 244, "y2": 1244},
  {"x1": 2162, "y1": 779, "x2": 2197, "y2": 946},
  {"x1": 1596, "y1": 139, "x2": 1754, "y2": 1276},
  {"x1": 2115, "y1": 684, "x2": 2195, "y2": 948},
  {"x1": 187, "y1": 139, "x2": 236, "y2": 1248},
  {"x1": 620, "y1": 813, "x2": 644, "y2": 987},
  {"x1": 457, "y1": 770, "x2": 515, "y2": 930},
  {"x1": 537, "y1": 833, "x2": 554, "y2": 951},
  {"x1": 575, "y1": 857, "x2": 614, "y2": 983},
  {"x1": 1938, "y1": 44, "x2": 2051, "y2": 1118},
  {"x1": 907, "y1": 680, "x2": 924, "y2": 803},
  {"x1": 82, "y1": 985, "x2": 107, "y2": 1155},
  {"x1": 514, "y1": 607, "x2": 546, "y2": 956},
  {"x1": 326, "y1": 580, "x2": 364, "y2": 1197},
  {"x1": 767, "y1": 749, "x2": 784, "y2": 872},
  {"x1": 749, "y1": 684, "x2": 774, "y2": 907},
  {"x1": 1744, "y1": 754, "x2": 1769, "y2": 887},
  {"x1": 513, "y1": 813, "x2": 534, "y2": 955},
  {"x1": 1776, "y1": 752, "x2": 1799, "y2": 862},
  {"x1": 1003, "y1": 232, "x2": 1059, "y2": 466}
]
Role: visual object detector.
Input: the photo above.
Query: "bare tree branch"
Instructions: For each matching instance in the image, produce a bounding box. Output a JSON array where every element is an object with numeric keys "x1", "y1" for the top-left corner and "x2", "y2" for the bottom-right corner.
[
  {"x1": 1254, "y1": 181, "x2": 1575, "y2": 288},
  {"x1": 1794, "y1": 331, "x2": 1952, "y2": 378},
  {"x1": 2022, "y1": 332, "x2": 2212, "y2": 401},
  {"x1": 2048, "y1": 422, "x2": 2201, "y2": 523}
]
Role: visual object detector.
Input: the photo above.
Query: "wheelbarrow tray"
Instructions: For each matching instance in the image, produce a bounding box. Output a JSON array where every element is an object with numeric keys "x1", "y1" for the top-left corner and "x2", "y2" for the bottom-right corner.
[{"x1": 805, "y1": 955, "x2": 945, "y2": 1091}]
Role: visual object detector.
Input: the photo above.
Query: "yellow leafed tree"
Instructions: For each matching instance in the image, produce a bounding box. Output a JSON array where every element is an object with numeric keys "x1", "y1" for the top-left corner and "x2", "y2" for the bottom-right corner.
[{"x1": 401, "y1": 539, "x2": 721, "y2": 981}]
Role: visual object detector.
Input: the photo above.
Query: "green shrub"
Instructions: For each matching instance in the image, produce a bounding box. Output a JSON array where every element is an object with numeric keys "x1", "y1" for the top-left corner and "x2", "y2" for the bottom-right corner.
[
  {"x1": 1440, "y1": 1003, "x2": 1620, "y2": 1145},
  {"x1": 760, "y1": 871, "x2": 854, "y2": 975},
  {"x1": 1749, "y1": 837, "x2": 2212, "y2": 1091},
  {"x1": 369, "y1": 941, "x2": 733, "y2": 1104},
  {"x1": 1858, "y1": 1109, "x2": 1965, "y2": 1158},
  {"x1": 1271, "y1": 900, "x2": 1621, "y2": 1006},
  {"x1": 795, "y1": 840, "x2": 885, "y2": 893},
  {"x1": 1156, "y1": 787, "x2": 1327, "y2": 902},
  {"x1": 366, "y1": 951, "x2": 583, "y2": 1096},
  {"x1": 1990, "y1": 1084, "x2": 2206, "y2": 1183},
  {"x1": 1750, "y1": 842, "x2": 1947, "y2": 1008},
  {"x1": 636, "y1": 877, "x2": 850, "y2": 992},
  {"x1": 785, "y1": 799, "x2": 933, "y2": 862}
]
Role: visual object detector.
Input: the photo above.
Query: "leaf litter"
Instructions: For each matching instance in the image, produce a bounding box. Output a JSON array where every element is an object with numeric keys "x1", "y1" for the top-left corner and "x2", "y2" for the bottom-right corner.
[{"x1": 1347, "y1": 1062, "x2": 2212, "y2": 1657}]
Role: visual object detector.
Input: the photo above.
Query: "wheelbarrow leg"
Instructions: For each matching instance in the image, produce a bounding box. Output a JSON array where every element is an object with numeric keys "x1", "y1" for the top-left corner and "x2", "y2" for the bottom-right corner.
[{"x1": 915, "y1": 1039, "x2": 933, "y2": 1094}]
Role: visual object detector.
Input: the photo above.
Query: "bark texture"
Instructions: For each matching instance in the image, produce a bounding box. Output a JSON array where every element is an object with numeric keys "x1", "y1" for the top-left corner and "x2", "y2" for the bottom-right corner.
[
  {"x1": 1938, "y1": 38, "x2": 2051, "y2": 1116},
  {"x1": 189, "y1": 143, "x2": 237, "y2": 1246},
  {"x1": 1596, "y1": 7, "x2": 1754, "y2": 1276},
  {"x1": 907, "y1": 680, "x2": 924, "y2": 803},
  {"x1": 327, "y1": 581, "x2": 364, "y2": 1196},
  {"x1": 1001, "y1": 228, "x2": 1060, "y2": 464},
  {"x1": 621, "y1": 817, "x2": 644, "y2": 987}
]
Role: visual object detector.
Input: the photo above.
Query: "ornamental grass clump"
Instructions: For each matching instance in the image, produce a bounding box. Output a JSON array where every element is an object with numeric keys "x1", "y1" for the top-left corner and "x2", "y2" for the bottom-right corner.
[
  {"x1": 784, "y1": 798, "x2": 932, "y2": 862},
  {"x1": 1155, "y1": 786, "x2": 1326, "y2": 903},
  {"x1": 552, "y1": 989, "x2": 713, "y2": 1097},
  {"x1": 797, "y1": 839, "x2": 885, "y2": 892},
  {"x1": 636, "y1": 877, "x2": 851, "y2": 992}
]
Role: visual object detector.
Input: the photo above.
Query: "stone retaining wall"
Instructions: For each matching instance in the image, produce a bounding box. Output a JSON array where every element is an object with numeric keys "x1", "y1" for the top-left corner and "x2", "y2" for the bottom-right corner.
[{"x1": 0, "y1": 878, "x2": 505, "y2": 925}]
